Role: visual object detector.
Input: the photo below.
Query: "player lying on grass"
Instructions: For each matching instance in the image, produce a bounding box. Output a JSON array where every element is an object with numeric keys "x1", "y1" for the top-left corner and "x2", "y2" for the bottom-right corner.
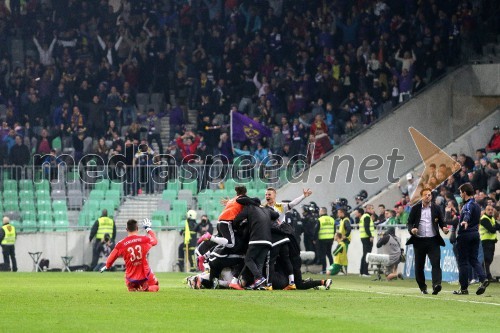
[{"x1": 101, "y1": 219, "x2": 159, "y2": 292}]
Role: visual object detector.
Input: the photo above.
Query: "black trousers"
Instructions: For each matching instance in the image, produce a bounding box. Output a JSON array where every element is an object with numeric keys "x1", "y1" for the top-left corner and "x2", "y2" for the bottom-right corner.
[
  {"x1": 208, "y1": 257, "x2": 244, "y2": 285},
  {"x1": 267, "y1": 243, "x2": 293, "y2": 287},
  {"x1": 360, "y1": 238, "x2": 373, "y2": 275},
  {"x1": 272, "y1": 256, "x2": 323, "y2": 290},
  {"x1": 242, "y1": 244, "x2": 270, "y2": 280},
  {"x1": 147, "y1": 133, "x2": 164, "y2": 154},
  {"x1": 217, "y1": 222, "x2": 235, "y2": 248},
  {"x1": 90, "y1": 241, "x2": 101, "y2": 271},
  {"x1": 178, "y1": 243, "x2": 195, "y2": 271},
  {"x1": 413, "y1": 237, "x2": 441, "y2": 291},
  {"x1": 457, "y1": 232, "x2": 486, "y2": 290},
  {"x1": 482, "y1": 240, "x2": 496, "y2": 279},
  {"x1": 2, "y1": 245, "x2": 17, "y2": 272},
  {"x1": 318, "y1": 238, "x2": 334, "y2": 271}
]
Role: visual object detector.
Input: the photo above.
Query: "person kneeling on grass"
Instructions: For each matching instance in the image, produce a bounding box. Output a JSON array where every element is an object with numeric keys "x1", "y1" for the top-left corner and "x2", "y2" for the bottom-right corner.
[
  {"x1": 100, "y1": 219, "x2": 159, "y2": 292},
  {"x1": 326, "y1": 233, "x2": 348, "y2": 276},
  {"x1": 376, "y1": 227, "x2": 403, "y2": 281}
]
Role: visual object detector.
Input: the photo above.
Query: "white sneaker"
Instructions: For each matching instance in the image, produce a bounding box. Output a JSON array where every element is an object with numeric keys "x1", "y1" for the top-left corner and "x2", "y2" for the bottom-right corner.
[{"x1": 360, "y1": 274, "x2": 371, "y2": 278}]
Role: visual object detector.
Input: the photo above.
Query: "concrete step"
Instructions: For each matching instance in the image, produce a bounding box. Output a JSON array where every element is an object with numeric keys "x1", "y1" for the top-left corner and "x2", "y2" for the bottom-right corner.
[{"x1": 114, "y1": 194, "x2": 161, "y2": 226}]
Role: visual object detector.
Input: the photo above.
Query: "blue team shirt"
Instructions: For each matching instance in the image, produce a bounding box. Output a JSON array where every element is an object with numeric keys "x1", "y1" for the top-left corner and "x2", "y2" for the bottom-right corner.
[{"x1": 458, "y1": 198, "x2": 481, "y2": 235}]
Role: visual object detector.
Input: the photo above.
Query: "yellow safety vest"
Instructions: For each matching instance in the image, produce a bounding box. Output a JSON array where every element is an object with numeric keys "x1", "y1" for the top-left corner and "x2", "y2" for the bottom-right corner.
[
  {"x1": 96, "y1": 217, "x2": 114, "y2": 240},
  {"x1": 1, "y1": 224, "x2": 16, "y2": 245},
  {"x1": 479, "y1": 215, "x2": 497, "y2": 241},
  {"x1": 318, "y1": 215, "x2": 335, "y2": 240},
  {"x1": 338, "y1": 217, "x2": 352, "y2": 242},
  {"x1": 333, "y1": 241, "x2": 348, "y2": 266},
  {"x1": 359, "y1": 213, "x2": 374, "y2": 239}
]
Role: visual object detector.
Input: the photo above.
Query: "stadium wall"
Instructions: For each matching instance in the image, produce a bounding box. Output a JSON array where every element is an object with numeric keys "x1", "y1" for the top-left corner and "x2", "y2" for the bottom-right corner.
[{"x1": 278, "y1": 64, "x2": 500, "y2": 210}]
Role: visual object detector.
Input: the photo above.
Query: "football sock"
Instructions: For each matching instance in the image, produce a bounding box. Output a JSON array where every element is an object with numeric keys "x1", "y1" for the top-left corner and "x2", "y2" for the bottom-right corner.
[{"x1": 288, "y1": 275, "x2": 295, "y2": 284}]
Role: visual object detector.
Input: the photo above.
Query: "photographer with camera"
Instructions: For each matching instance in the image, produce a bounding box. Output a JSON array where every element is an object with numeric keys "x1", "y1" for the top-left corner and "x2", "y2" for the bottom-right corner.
[
  {"x1": 93, "y1": 233, "x2": 115, "y2": 272},
  {"x1": 302, "y1": 202, "x2": 319, "y2": 259},
  {"x1": 376, "y1": 227, "x2": 403, "y2": 281}
]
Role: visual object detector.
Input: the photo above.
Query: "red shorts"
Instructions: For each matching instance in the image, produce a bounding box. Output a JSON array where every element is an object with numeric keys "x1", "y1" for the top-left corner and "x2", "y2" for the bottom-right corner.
[{"x1": 126, "y1": 273, "x2": 159, "y2": 292}]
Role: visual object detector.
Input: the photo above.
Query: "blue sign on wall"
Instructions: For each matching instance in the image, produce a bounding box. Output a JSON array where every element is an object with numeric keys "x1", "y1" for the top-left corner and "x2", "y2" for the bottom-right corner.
[{"x1": 403, "y1": 239, "x2": 459, "y2": 282}]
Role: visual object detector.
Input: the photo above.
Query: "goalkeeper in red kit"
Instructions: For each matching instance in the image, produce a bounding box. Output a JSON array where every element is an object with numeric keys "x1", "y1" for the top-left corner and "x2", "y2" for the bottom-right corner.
[{"x1": 100, "y1": 218, "x2": 159, "y2": 292}]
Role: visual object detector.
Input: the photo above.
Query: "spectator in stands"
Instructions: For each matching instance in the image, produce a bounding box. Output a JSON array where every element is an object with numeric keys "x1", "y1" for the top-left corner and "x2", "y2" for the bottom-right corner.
[
  {"x1": 176, "y1": 130, "x2": 201, "y2": 164},
  {"x1": 485, "y1": 126, "x2": 500, "y2": 153},
  {"x1": 395, "y1": 203, "x2": 409, "y2": 225},
  {"x1": 143, "y1": 108, "x2": 163, "y2": 155},
  {"x1": 9, "y1": 135, "x2": 30, "y2": 180}
]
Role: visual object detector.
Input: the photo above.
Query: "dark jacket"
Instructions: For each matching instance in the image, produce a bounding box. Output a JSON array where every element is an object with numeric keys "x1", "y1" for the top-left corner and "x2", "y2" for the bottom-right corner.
[
  {"x1": 234, "y1": 197, "x2": 278, "y2": 246},
  {"x1": 406, "y1": 203, "x2": 446, "y2": 246}
]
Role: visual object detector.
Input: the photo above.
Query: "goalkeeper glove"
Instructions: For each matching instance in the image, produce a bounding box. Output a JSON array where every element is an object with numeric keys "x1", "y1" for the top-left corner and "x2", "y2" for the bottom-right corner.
[
  {"x1": 142, "y1": 218, "x2": 152, "y2": 232},
  {"x1": 100, "y1": 266, "x2": 107, "y2": 273}
]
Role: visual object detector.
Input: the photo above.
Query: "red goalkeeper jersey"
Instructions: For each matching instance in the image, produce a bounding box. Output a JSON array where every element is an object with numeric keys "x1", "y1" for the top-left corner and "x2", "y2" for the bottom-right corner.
[{"x1": 106, "y1": 230, "x2": 158, "y2": 282}]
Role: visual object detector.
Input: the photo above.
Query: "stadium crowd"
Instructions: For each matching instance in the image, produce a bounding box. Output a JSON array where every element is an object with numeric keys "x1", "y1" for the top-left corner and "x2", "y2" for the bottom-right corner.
[{"x1": 0, "y1": 0, "x2": 493, "y2": 170}]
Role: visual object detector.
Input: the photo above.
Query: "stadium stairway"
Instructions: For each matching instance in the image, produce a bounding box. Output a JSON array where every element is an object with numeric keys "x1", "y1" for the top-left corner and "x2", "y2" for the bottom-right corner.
[{"x1": 114, "y1": 194, "x2": 161, "y2": 230}]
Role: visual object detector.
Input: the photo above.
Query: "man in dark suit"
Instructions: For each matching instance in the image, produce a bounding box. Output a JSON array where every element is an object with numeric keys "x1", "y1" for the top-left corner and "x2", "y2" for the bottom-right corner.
[{"x1": 406, "y1": 188, "x2": 449, "y2": 295}]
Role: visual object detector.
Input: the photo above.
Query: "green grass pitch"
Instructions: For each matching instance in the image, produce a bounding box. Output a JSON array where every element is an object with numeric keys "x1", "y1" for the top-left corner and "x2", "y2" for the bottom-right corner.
[{"x1": 0, "y1": 273, "x2": 498, "y2": 332}]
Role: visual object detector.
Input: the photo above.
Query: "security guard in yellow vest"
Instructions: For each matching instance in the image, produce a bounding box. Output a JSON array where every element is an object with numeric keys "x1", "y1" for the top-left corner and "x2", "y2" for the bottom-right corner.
[
  {"x1": 315, "y1": 207, "x2": 335, "y2": 272},
  {"x1": 356, "y1": 207, "x2": 374, "y2": 276},
  {"x1": 0, "y1": 216, "x2": 17, "y2": 272},
  {"x1": 89, "y1": 209, "x2": 116, "y2": 270},
  {"x1": 180, "y1": 210, "x2": 198, "y2": 272},
  {"x1": 479, "y1": 205, "x2": 499, "y2": 280},
  {"x1": 336, "y1": 208, "x2": 352, "y2": 242}
]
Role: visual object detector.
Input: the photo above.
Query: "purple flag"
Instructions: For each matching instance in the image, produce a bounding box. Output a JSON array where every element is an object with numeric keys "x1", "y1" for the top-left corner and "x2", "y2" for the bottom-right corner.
[{"x1": 231, "y1": 111, "x2": 272, "y2": 142}]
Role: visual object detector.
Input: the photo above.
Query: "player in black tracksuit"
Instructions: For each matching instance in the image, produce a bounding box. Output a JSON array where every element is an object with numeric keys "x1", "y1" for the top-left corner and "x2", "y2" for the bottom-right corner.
[
  {"x1": 234, "y1": 197, "x2": 278, "y2": 288},
  {"x1": 272, "y1": 230, "x2": 328, "y2": 290}
]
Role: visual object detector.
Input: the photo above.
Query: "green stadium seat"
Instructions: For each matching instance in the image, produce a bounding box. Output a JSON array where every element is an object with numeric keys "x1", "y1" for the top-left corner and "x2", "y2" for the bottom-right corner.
[
  {"x1": 37, "y1": 210, "x2": 53, "y2": 222},
  {"x1": 9, "y1": 220, "x2": 21, "y2": 230},
  {"x1": 35, "y1": 179, "x2": 50, "y2": 192},
  {"x1": 89, "y1": 190, "x2": 105, "y2": 201},
  {"x1": 1, "y1": 169, "x2": 13, "y2": 180},
  {"x1": 3, "y1": 180, "x2": 18, "y2": 192},
  {"x1": 51, "y1": 136, "x2": 62, "y2": 152},
  {"x1": 2, "y1": 190, "x2": 17, "y2": 203},
  {"x1": 162, "y1": 189, "x2": 177, "y2": 201},
  {"x1": 167, "y1": 179, "x2": 181, "y2": 191},
  {"x1": 151, "y1": 210, "x2": 168, "y2": 226},
  {"x1": 22, "y1": 220, "x2": 38, "y2": 232},
  {"x1": 78, "y1": 211, "x2": 91, "y2": 226},
  {"x1": 94, "y1": 179, "x2": 110, "y2": 192},
  {"x1": 36, "y1": 189, "x2": 51, "y2": 200},
  {"x1": 38, "y1": 220, "x2": 53, "y2": 232},
  {"x1": 167, "y1": 211, "x2": 185, "y2": 228},
  {"x1": 150, "y1": 219, "x2": 162, "y2": 230},
  {"x1": 37, "y1": 199, "x2": 52, "y2": 212},
  {"x1": 21, "y1": 210, "x2": 37, "y2": 221},
  {"x1": 54, "y1": 219, "x2": 69, "y2": 232},
  {"x1": 19, "y1": 189, "x2": 34, "y2": 200},
  {"x1": 172, "y1": 199, "x2": 188, "y2": 213},
  {"x1": 109, "y1": 181, "x2": 124, "y2": 194},
  {"x1": 83, "y1": 200, "x2": 100, "y2": 212},
  {"x1": 54, "y1": 210, "x2": 68, "y2": 221},
  {"x1": 105, "y1": 190, "x2": 121, "y2": 207},
  {"x1": 3, "y1": 200, "x2": 19, "y2": 211},
  {"x1": 19, "y1": 179, "x2": 34, "y2": 191},
  {"x1": 52, "y1": 200, "x2": 68, "y2": 211},
  {"x1": 182, "y1": 180, "x2": 198, "y2": 195}
]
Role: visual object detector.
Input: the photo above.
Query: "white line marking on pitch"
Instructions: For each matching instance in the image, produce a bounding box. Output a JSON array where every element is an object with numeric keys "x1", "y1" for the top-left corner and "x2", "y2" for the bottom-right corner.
[{"x1": 334, "y1": 287, "x2": 500, "y2": 307}]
